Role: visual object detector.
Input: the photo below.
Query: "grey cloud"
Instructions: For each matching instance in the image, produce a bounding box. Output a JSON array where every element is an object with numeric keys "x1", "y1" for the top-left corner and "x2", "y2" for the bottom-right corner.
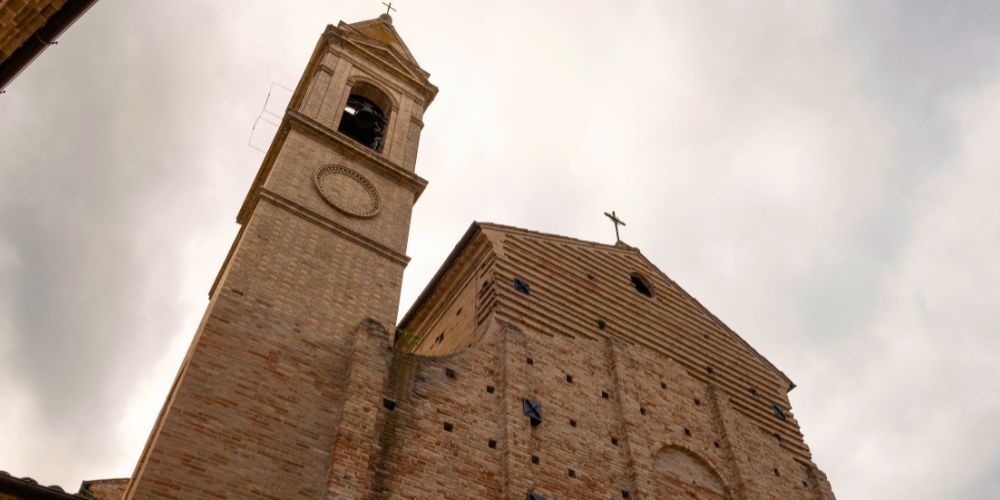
[{"x1": 1, "y1": 1, "x2": 998, "y2": 498}]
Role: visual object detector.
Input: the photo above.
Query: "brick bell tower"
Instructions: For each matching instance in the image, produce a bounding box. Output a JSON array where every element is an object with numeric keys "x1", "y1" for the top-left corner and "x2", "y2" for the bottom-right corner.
[{"x1": 125, "y1": 14, "x2": 436, "y2": 498}]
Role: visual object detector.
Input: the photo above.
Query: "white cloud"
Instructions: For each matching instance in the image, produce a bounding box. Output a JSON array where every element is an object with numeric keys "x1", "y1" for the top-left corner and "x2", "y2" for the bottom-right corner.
[{"x1": 812, "y1": 79, "x2": 1000, "y2": 499}]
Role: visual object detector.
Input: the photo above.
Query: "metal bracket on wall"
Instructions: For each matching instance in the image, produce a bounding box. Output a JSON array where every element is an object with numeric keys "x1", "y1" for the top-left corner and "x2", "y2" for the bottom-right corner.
[{"x1": 522, "y1": 397, "x2": 542, "y2": 427}]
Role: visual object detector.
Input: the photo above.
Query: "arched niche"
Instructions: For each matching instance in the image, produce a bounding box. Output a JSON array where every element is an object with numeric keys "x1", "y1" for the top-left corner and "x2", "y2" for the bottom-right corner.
[{"x1": 651, "y1": 445, "x2": 729, "y2": 499}]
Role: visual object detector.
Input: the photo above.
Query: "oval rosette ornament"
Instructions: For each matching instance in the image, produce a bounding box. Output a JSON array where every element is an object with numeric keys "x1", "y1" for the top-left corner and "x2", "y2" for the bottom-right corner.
[{"x1": 313, "y1": 164, "x2": 382, "y2": 218}]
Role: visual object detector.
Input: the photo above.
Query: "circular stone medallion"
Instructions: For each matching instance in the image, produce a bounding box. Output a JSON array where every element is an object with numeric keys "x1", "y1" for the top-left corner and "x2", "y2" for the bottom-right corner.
[{"x1": 314, "y1": 165, "x2": 381, "y2": 218}]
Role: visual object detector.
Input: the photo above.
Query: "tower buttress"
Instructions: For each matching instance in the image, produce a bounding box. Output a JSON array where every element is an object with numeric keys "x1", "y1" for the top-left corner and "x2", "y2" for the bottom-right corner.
[{"x1": 124, "y1": 14, "x2": 436, "y2": 498}]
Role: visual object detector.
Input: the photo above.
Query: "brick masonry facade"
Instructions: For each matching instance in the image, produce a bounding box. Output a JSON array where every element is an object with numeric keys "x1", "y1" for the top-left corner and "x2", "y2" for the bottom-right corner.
[
  {"x1": 392, "y1": 224, "x2": 836, "y2": 499},
  {"x1": 351, "y1": 310, "x2": 836, "y2": 498},
  {"x1": 114, "y1": 14, "x2": 836, "y2": 500}
]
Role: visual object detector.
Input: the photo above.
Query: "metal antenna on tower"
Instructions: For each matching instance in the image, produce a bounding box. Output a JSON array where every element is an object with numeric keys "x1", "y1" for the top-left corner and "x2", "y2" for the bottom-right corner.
[{"x1": 248, "y1": 82, "x2": 293, "y2": 153}]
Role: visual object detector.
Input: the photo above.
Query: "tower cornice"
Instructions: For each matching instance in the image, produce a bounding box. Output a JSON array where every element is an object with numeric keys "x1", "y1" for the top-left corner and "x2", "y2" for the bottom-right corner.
[
  {"x1": 258, "y1": 188, "x2": 410, "y2": 266},
  {"x1": 326, "y1": 23, "x2": 438, "y2": 105},
  {"x1": 236, "y1": 109, "x2": 428, "y2": 226}
]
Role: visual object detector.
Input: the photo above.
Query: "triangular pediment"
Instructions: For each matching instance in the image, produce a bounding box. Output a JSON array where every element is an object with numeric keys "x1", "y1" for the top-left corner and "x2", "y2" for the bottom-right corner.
[
  {"x1": 346, "y1": 36, "x2": 425, "y2": 82},
  {"x1": 337, "y1": 15, "x2": 429, "y2": 82}
]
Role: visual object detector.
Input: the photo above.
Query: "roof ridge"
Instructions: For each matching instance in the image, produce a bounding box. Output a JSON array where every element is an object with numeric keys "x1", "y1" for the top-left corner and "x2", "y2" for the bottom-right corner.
[{"x1": 477, "y1": 221, "x2": 636, "y2": 254}]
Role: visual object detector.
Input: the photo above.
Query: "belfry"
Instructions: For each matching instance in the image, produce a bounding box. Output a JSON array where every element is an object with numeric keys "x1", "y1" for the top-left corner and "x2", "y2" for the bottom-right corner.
[
  {"x1": 1, "y1": 13, "x2": 836, "y2": 499},
  {"x1": 124, "y1": 13, "x2": 436, "y2": 498}
]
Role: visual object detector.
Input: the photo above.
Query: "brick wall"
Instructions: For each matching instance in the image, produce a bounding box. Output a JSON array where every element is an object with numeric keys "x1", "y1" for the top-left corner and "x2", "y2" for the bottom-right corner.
[
  {"x1": 483, "y1": 227, "x2": 815, "y2": 463},
  {"x1": 124, "y1": 195, "x2": 407, "y2": 497},
  {"x1": 336, "y1": 314, "x2": 834, "y2": 498},
  {"x1": 396, "y1": 224, "x2": 836, "y2": 498}
]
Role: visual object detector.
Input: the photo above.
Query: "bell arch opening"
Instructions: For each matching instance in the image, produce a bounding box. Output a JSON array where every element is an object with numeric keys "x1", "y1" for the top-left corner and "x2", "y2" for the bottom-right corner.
[{"x1": 338, "y1": 81, "x2": 393, "y2": 152}]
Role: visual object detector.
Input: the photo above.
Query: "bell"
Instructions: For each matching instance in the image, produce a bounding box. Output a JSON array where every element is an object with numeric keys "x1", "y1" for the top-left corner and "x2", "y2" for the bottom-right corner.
[{"x1": 354, "y1": 103, "x2": 379, "y2": 131}]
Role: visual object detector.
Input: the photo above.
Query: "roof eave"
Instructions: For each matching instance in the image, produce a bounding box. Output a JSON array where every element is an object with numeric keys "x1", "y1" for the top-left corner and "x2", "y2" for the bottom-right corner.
[
  {"x1": 397, "y1": 222, "x2": 483, "y2": 329},
  {"x1": 0, "y1": 0, "x2": 99, "y2": 91}
]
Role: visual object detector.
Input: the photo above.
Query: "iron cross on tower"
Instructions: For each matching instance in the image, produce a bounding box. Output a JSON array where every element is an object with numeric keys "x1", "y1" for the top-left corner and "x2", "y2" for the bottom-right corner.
[
  {"x1": 604, "y1": 210, "x2": 626, "y2": 242},
  {"x1": 382, "y1": 2, "x2": 396, "y2": 15}
]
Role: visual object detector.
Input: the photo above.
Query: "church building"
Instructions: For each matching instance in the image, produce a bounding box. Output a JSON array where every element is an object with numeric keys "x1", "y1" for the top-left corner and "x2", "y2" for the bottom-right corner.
[{"x1": 2, "y1": 13, "x2": 835, "y2": 500}]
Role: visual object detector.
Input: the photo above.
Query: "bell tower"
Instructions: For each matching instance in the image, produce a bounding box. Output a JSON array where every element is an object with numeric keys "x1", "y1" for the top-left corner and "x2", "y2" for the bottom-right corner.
[{"x1": 125, "y1": 14, "x2": 436, "y2": 498}]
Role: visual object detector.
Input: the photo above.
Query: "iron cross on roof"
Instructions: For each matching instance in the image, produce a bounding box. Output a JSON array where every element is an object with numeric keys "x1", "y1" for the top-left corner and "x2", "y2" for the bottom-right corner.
[
  {"x1": 382, "y1": 1, "x2": 396, "y2": 14},
  {"x1": 604, "y1": 210, "x2": 626, "y2": 242}
]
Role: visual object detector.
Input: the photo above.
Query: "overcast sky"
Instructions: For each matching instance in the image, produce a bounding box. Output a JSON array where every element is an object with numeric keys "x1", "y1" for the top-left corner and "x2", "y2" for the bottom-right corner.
[{"x1": 2, "y1": 1, "x2": 999, "y2": 498}]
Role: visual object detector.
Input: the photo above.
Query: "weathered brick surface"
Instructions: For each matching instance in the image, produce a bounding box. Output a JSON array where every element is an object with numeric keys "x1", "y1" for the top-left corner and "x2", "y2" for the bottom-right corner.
[
  {"x1": 124, "y1": 199, "x2": 407, "y2": 497},
  {"x1": 398, "y1": 224, "x2": 836, "y2": 498},
  {"x1": 409, "y1": 228, "x2": 799, "y2": 453},
  {"x1": 377, "y1": 315, "x2": 835, "y2": 498}
]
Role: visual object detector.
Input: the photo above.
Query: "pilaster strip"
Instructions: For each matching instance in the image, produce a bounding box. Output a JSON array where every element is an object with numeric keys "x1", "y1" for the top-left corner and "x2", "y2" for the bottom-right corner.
[
  {"x1": 605, "y1": 337, "x2": 650, "y2": 498},
  {"x1": 498, "y1": 322, "x2": 533, "y2": 499},
  {"x1": 325, "y1": 319, "x2": 392, "y2": 498},
  {"x1": 708, "y1": 386, "x2": 752, "y2": 499}
]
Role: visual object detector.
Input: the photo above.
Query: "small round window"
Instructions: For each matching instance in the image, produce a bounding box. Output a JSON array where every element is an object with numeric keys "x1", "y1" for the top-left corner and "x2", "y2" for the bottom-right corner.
[{"x1": 630, "y1": 273, "x2": 654, "y2": 298}]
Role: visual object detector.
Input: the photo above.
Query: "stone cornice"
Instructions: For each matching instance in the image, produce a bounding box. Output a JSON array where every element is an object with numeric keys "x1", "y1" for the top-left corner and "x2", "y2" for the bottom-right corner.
[
  {"x1": 236, "y1": 109, "x2": 428, "y2": 226},
  {"x1": 289, "y1": 109, "x2": 428, "y2": 196},
  {"x1": 260, "y1": 188, "x2": 410, "y2": 266},
  {"x1": 328, "y1": 27, "x2": 438, "y2": 104},
  {"x1": 330, "y1": 42, "x2": 429, "y2": 105}
]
